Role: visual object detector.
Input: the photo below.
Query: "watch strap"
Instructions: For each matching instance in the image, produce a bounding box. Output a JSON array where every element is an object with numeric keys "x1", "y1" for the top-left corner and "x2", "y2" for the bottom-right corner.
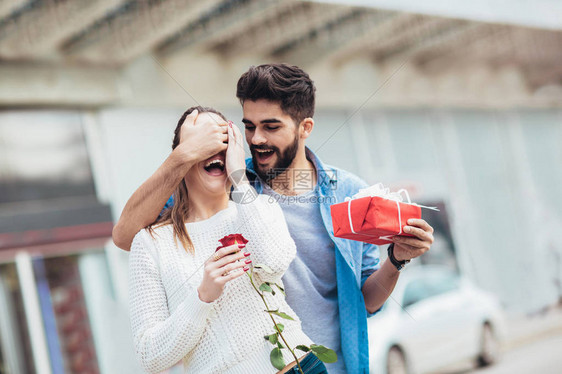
[{"x1": 387, "y1": 243, "x2": 409, "y2": 271}]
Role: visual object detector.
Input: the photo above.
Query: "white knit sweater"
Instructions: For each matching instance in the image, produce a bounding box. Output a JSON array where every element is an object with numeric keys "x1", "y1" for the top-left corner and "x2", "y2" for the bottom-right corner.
[{"x1": 129, "y1": 190, "x2": 313, "y2": 374}]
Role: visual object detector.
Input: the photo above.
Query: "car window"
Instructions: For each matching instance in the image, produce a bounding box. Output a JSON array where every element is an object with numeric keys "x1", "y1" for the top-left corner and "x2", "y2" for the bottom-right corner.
[
  {"x1": 402, "y1": 271, "x2": 460, "y2": 307},
  {"x1": 427, "y1": 272, "x2": 460, "y2": 296},
  {"x1": 402, "y1": 281, "x2": 432, "y2": 307}
]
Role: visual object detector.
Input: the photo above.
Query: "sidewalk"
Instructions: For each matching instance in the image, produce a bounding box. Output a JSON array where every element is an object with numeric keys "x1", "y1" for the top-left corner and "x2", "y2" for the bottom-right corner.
[{"x1": 502, "y1": 305, "x2": 562, "y2": 351}]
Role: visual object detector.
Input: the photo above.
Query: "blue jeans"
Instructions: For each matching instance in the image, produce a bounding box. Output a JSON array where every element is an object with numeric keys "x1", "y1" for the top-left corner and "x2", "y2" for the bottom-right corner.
[{"x1": 285, "y1": 353, "x2": 328, "y2": 374}]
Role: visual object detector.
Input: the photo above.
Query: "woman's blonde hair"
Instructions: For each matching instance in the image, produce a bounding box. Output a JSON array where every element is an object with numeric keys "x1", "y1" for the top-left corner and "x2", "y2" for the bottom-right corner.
[{"x1": 147, "y1": 106, "x2": 227, "y2": 252}]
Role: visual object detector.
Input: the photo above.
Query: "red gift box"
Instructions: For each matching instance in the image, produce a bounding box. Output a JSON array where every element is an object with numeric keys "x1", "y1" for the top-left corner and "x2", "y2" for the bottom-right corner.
[{"x1": 330, "y1": 196, "x2": 421, "y2": 245}]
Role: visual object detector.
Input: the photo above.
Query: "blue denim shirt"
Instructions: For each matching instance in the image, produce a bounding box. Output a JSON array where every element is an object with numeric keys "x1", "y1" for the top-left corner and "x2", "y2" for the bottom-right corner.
[{"x1": 162, "y1": 148, "x2": 380, "y2": 373}]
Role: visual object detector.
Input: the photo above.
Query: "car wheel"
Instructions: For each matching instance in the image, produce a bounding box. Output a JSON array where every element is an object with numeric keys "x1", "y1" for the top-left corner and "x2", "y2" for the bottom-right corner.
[
  {"x1": 387, "y1": 346, "x2": 408, "y2": 374},
  {"x1": 477, "y1": 323, "x2": 499, "y2": 367}
]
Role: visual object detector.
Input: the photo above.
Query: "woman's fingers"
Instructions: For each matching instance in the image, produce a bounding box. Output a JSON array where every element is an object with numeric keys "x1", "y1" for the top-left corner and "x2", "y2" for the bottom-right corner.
[
  {"x1": 214, "y1": 250, "x2": 249, "y2": 269},
  {"x1": 236, "y1": 125, "x2": 244, "y2": 144},
  {"x1": 208, "y1": 244, "x2": 248, "y2": 266},
  {"x1": 231, "y1": 122, "x2": 243, "y2": 142},
  {"x1": 213, "y1": 259, "x2": 250, "y2": 279},
  {"x1": 199, "y1": 242, "x2": 249, "y2": 303},
  {"x1": 222, "y1": 267, "x2": 249, "y2": 282},
  {"x1": 215, "y1": 243, "x2": 244, "y2": 258}
]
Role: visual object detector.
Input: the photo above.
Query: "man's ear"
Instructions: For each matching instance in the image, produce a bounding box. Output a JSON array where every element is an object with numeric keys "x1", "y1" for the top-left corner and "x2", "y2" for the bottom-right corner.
[{"x1": 299, "y1": 118, "x2": 314, "y2": 139}]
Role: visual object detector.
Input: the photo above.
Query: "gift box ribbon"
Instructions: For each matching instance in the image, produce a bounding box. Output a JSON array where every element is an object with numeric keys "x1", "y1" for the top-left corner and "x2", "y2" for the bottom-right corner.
[{"x1": 344, "y1": 183, "x2": 439, "y2": 241}]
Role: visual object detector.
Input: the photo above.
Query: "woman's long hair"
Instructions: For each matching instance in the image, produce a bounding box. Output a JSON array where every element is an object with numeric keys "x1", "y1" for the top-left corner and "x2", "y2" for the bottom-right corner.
[{"x1": 147, "y1": 106, "x2": 228, "y2": 252}]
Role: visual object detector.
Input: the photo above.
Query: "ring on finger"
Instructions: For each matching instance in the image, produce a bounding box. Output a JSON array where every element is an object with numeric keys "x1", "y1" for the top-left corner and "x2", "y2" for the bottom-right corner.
[{"x1": 212, "y1": 253, "x2": 221, "y2": 261}]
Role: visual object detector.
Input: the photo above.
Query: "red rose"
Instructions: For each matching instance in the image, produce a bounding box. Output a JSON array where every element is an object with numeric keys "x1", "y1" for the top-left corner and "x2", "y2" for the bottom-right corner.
[{"x1": 216, "y1": 234, "x2": 248, "y2": 251}]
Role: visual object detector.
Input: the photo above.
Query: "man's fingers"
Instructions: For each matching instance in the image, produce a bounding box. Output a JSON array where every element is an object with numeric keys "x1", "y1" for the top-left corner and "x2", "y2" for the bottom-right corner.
[
  {"x1": 393, "y1": 235, "x2": 429, "y2": 248},
  {"x1": 227, "y1": 124, "x2": 236, "y2": 148},
  {"x1": 407, "y1": 218, "x2": 434, "y2": 234},
  {"x1": 184, "y1": 109, "x2": 199, "y2": 126},
  {"x1": 392, "y1": 220, "x2": 434, "y2": 262},
  {"x1": 393, "y1": 243, "x2": 426, "y2": 261},
  {"x1": 403, "y1": 226, "x2": 433, "y2": 243},
  {"x1": 178, "y1": 110, "x2": 200, "y2": 143}
]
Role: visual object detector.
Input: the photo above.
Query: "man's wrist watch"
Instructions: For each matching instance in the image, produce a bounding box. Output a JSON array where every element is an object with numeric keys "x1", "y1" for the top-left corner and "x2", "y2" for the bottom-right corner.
[{"x1": 387, "y1": 243, "x2": 410, "y2": 271}]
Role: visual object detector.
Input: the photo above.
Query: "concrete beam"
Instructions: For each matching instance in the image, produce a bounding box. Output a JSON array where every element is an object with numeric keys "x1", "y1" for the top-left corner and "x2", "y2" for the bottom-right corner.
[
  {"x1": 419, "y1": 25, "x2": 562, "y2": 78},
  {"x1": 0, "y1": 0, "x2": 28, "y2": 20},
  {"x1": 0, "y1": 0, "x2": 124, "y2": 60},
  {"x1": 157, "y1": 0, "x2": 290, "y2": 56},
  {"x1": 409, "y1": 23, "x2": 489, "y2": 66},
  {"x1": 0, "y1": 63, "x2": 120, "y2": 106},
  {"x1": 309, "y1": 0, "x2": 562, "y2": 30},
  {"x1": 212, "y1": 1, "x2": 349, "y2": 57},
  {"x1": 273, "y1": 9, "x2": 400, "y2": 67},
  {"x1": 369, "y1": 17, "x2": 465, "y2": 62},
  {"x1": 63, "y1": 0, "x2": 224, "y2": 65}
]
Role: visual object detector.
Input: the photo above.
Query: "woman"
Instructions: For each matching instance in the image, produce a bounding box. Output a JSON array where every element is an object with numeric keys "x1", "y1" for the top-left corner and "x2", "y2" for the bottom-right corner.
[{"x1": 128, "y1": 106, "x2": 328, "y2": 373}]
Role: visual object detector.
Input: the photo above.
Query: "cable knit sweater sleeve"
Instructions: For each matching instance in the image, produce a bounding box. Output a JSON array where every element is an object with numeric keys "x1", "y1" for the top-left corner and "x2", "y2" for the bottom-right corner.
[
  {"x1": 128, "y1": 230, "x2": 213, "y2": 374},
  {"x1": 235, "y1": 184, "x2": 296, "y2": 283}
]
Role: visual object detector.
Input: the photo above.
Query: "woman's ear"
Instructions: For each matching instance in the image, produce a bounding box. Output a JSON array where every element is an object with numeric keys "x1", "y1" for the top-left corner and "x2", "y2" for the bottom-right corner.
[{"x1": 299, "y1": 118, "x2": 314, "y2": 139}]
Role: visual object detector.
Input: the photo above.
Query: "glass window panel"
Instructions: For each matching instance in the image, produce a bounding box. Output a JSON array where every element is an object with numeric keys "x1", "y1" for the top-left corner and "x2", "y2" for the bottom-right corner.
[
  {"x1": 306, "y1": 110, "x2": 360, "y2": 176},
  {"x1": 0, "y1": 111, "x2": 95, "y2": 204},
  {"x1": 518, "y1": 109, "x2": 562, "y2": 214},
  {"x1": 384, "y1": 110, "x2": 438, "y2": 171}
]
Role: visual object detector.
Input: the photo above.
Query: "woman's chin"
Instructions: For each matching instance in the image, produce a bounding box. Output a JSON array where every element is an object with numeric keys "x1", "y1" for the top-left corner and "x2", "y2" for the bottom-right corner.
[
  {"x1": 203, "y1": 178, "x2": 229, "y2": 196},
  {"x1": 186, "y1": 168, "x2": 229, "y2": 197}
]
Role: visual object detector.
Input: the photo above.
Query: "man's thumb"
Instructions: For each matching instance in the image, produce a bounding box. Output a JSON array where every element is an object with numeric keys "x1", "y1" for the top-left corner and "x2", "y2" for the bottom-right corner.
[{"x1": 185, "y1": 109, "x2": 199, "y2": 126}]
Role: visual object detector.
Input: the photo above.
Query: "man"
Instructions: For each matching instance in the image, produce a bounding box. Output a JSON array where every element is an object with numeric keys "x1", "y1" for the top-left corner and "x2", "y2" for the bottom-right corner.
[{"x1": 113, "y1": 63, "x2": 434, "y2": 373}]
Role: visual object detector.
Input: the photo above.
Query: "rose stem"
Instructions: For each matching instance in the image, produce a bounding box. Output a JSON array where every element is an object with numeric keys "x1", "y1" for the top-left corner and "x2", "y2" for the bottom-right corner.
[{"x1": 246, "y1": 271, "x2": 304, "y2": 374}]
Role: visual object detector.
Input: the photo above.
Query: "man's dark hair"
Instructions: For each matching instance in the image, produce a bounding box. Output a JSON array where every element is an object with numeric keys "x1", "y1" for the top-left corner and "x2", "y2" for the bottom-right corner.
[{"x1": 236, "y1": 63, "x2": 316, "y2": 125}]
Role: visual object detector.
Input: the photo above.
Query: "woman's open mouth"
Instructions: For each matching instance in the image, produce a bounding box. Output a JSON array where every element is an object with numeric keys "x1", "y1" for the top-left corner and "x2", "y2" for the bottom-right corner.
[
  {"x1": 254, "y1": 148, "x2": 275, "y2": 164},
  {"x1": 203, "y1": 158, "x2": 225, "y2": 176}
]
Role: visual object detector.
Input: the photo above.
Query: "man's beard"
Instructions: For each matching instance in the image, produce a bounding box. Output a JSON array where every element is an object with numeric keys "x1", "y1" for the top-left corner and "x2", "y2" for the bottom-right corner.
[{"x1": 251, "y1": 134, "x2": 299, "y2": 183}]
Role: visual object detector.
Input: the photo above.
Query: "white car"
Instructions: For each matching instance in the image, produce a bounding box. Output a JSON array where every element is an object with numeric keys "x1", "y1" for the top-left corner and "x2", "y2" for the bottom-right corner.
[{"x1": 368, "y1": 266, "x2": 506, "y2": 374}]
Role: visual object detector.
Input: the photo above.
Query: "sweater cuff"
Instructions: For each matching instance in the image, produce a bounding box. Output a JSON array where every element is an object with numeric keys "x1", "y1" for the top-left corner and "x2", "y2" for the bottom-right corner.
[{"x1": 181, "y1": 290, "x2": 214, "y2": 324}]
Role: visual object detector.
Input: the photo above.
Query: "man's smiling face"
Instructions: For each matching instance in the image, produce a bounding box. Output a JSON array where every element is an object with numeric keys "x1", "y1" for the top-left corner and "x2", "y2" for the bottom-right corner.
[{"x1": 242, "y1": 99, "x2": 300, "y2": 182}]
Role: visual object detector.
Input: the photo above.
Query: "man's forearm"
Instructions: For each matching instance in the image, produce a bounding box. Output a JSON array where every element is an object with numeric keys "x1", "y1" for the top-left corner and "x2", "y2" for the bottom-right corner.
[
  {"x1": 112, "y1": 151, "x2": 195, "y2": 251},
  {"x1": 362, "y1": 258, "x2": 400, "y2": 314}
]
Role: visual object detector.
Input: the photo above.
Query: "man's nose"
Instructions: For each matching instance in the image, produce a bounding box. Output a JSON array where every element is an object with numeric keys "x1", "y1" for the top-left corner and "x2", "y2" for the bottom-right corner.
[{"x1": 251, "y1": 129, "x2": 267, "y2": 145}]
